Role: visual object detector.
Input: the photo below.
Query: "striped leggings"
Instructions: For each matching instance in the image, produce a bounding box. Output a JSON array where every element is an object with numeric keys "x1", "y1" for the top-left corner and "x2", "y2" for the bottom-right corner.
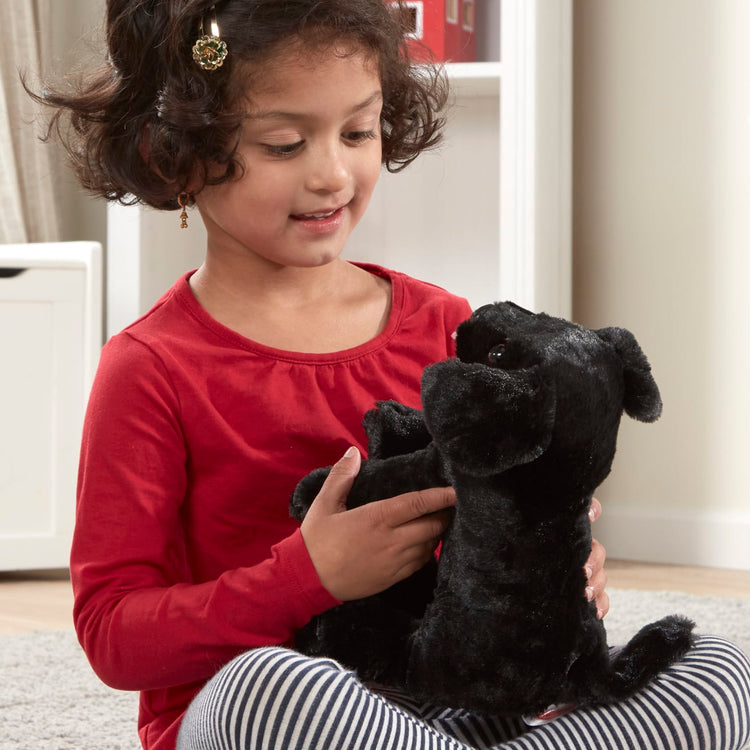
[{"x1": 177, "y1": 636, "x2": 750, "y2": 750}]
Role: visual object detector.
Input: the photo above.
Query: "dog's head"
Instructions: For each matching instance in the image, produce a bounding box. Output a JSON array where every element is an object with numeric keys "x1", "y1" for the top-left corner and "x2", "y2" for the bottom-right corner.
[{"x1": 420, "y1": 302, "x2": 661, "y2": 484}]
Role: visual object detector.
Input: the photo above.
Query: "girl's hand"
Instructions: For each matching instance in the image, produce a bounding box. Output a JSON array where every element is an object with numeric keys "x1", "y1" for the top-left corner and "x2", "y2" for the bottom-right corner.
[
  {"x1": 585, "y1": 497, "x2": 609, "y2": 619},
  {"x1": 300, "y1": 447, "x2": 456, "y2": 602}
]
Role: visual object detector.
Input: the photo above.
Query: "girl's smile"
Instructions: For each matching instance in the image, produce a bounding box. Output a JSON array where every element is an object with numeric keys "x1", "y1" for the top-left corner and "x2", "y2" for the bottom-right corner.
[
  {"x1": 194, "y1": 41, "x2": 384, "y2": 273},
  {"x1": 290, "y1": 205, "x2": 347, "y2": 234}
]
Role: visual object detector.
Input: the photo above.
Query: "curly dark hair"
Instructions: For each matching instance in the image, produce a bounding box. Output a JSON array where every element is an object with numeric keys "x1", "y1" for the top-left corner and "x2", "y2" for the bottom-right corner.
[{"x1": 32, "y1": 0, "x2": 449, "y2": 211}]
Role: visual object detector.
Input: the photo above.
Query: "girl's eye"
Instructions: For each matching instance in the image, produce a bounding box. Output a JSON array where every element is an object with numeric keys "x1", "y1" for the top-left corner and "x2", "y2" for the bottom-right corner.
[
  {"x1": 344, "y1": 130, "x2": 377, "y2": 144},
  {"x1": 262, "y1": 131, "x2": 376, "y2": 156},
  {"x1": 264, "y1": 141, "x2": 304, "y2": 157}
]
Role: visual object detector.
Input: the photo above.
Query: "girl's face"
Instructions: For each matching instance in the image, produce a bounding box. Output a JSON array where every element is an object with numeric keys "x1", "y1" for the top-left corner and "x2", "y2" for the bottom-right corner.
[{"x1": 195, "y1": 41, "x2": 384, "y2": 271}]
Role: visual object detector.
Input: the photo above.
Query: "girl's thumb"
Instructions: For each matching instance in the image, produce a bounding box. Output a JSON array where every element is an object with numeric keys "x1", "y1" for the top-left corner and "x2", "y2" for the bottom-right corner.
[
  {"x1": 338, "y1": 445, "x2": 360, "y2": 465},
  {"x1": 314, "y1": 446, "x2": 361, "y2": 514},
  {"x1": 328, "y1": 445, "x2": 361, "y2": 480}
]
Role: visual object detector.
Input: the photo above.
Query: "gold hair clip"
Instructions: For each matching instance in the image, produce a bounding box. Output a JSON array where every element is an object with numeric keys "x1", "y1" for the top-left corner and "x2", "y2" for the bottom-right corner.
[{"x1": 192, "y1": 5, "x2": 228, "y2": 71}]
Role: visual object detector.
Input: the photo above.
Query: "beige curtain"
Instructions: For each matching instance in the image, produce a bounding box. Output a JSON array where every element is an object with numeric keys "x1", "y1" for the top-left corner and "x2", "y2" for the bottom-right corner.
[{"x1": 0, "y1": 0, "x2": 61, "y2": 244}]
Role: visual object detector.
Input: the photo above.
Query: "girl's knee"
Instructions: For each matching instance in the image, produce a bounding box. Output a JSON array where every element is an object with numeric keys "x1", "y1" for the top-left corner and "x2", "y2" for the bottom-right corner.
[
  {"x1": 216, "y1": 645, "x2": 345, "y2": 683},
  {"x1": 681, "y1": 635, "x2": 750, "y2": 749},
  {"x1": 688, "y1": 635, "x2": 750, "y2": 688},
  {"x1": 178, "y1": 647, "x2": 351, "y2": 750}
]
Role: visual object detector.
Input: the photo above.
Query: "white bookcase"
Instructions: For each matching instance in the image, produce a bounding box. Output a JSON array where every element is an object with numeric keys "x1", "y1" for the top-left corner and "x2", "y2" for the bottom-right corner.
[
  {"x1": 0, "y1": 242, "x2": 102, "y2": 570},
  {"x1": 107, "y1": 0, "x2": 572, "y2": 336}
]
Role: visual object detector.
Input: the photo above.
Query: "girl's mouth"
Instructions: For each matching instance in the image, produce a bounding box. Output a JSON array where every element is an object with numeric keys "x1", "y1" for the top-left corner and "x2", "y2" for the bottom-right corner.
[
  {"x1": 290, "y1": 206, "x2": 346, "y2": 234},
  {"x1": 291, "y1": 207, "x2": 341, "y2": 221}
]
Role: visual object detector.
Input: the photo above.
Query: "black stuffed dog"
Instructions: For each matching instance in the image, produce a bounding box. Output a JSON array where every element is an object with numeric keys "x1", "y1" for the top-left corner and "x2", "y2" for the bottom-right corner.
[{"x1": 290, "y1": 302, "x2": 695, "y2": 716}]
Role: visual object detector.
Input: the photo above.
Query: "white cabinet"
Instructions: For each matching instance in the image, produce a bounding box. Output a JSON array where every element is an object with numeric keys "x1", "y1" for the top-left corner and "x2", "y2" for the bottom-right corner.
[
  {"x1": 0, "y1": 242, "x2": 102, "y2": 570},
  {"x1": 106, "y1": 0, "x2": 572, "y2": 335}
]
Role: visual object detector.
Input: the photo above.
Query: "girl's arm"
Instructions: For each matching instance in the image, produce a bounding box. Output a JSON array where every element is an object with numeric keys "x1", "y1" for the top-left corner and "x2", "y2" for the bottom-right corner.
[{"x1": 72, "y1": 336, "x2": 338, "y2": 691}]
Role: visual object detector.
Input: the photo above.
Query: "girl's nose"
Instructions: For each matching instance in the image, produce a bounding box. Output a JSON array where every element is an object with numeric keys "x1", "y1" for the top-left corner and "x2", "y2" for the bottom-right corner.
[{"x1": 306, "y1": 143, "x2": 350, "y2": 194}]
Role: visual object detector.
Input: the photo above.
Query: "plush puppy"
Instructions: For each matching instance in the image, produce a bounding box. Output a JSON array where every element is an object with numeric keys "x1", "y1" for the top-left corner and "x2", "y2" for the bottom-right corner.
[{"x1": 290, "y1": 302, "x2": 695, "y2": 716}]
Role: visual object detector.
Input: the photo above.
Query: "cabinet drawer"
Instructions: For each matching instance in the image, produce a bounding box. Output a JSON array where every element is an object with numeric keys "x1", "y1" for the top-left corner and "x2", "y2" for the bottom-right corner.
[{"x1": 0, "y1": 244, "x2": 102, "y2": 570}]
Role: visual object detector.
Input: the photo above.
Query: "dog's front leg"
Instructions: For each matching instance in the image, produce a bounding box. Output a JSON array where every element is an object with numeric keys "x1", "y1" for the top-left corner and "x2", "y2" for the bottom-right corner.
[{"x1": 290, "y1": 443, "x2": 448, "y2": 521}]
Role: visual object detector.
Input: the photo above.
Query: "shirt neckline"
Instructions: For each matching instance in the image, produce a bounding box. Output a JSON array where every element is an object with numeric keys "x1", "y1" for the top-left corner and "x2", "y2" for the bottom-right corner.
[{"x1": 175, "y1": 262, "x2": 404, "y2": 364}]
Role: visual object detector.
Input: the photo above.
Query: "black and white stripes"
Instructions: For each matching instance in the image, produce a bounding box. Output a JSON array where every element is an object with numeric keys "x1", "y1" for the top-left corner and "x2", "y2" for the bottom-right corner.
[{"x1": 178, "y1": 636, "x2": 750, "y2": 750}]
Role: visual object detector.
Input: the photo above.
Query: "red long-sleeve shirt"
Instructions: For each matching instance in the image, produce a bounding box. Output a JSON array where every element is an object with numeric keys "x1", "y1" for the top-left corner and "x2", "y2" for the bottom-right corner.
[{"x1": 71, "y1": 263, "x2": 471, "y2": 748}]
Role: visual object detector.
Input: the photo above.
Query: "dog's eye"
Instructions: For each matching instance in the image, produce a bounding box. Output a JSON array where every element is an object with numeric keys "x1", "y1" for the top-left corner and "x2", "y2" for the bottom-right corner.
[{"x1": 487, "y1": 343, "x2": 507, "y2": 366}]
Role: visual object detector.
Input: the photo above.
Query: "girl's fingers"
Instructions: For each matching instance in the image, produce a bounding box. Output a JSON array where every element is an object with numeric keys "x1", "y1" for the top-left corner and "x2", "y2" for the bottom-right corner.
[
  {"x1": 589, "y1": 496, "x2": 602, "y2": 523},
  {"x1": 369, "y1": 486, "x2": 456, "y2": 529}
]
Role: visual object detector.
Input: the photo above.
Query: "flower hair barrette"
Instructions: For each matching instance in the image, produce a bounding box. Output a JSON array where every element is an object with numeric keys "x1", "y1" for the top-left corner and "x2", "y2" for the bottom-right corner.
[{"x1": 192, "y1": 5, "x2": 228, "y2": 71}]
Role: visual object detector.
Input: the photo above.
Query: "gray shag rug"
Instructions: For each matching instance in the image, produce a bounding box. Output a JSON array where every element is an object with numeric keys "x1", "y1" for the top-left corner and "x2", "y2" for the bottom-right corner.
[{"x1": 1, "y1": 589, "x2": 748, "y2": 749}]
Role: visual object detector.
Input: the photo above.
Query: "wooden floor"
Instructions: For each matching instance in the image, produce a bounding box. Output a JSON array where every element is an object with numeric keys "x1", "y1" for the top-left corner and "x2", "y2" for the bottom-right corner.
[
  {"x1": 1, "y1": 562, "x2": 748, "y2": 636},
  {"x1": 0, "y1": 568, "x2": 73, "y2": 635}
]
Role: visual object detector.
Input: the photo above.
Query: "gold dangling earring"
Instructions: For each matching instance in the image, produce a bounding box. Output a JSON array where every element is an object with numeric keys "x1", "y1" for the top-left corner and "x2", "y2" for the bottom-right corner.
[{"x1": 178, "y1": 193, "x2": 190, "y2": 229}]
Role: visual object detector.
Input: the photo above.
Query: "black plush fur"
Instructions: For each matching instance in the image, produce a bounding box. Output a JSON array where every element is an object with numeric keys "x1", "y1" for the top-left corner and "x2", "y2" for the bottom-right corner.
[{"x1": 290, "y1": 302, "x2": 695, "y2": 716}]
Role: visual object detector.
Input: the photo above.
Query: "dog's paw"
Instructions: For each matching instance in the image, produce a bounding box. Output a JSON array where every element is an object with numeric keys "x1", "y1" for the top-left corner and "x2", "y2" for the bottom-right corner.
[{"x1": 290, "y1": 466, "x2": 331, "y2": 521}]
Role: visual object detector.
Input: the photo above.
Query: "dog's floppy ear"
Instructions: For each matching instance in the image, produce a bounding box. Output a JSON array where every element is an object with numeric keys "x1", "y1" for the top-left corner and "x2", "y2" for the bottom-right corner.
[
  {"x1": 421, "y1": 361, "x2": 556, "y2": 476},
  {"x1": 596, "y1": 327, "x2": 662, "y2": 422}
]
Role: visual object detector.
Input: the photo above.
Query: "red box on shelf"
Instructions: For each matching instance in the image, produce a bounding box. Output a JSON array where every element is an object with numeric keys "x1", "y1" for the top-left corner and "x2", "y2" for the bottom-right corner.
[{"x1": 390, "y1": 0, "x2": 477, "y2": 63}]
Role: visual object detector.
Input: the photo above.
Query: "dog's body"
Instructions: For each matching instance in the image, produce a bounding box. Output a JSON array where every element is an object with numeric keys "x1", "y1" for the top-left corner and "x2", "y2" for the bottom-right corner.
[{"x1": 291, "y1": 302, "x2": 694, "y2": 715}]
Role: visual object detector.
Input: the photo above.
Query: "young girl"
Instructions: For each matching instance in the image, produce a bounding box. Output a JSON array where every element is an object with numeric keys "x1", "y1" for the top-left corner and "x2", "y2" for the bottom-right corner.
[{"x1": 39, "y1": 1, "x2": 749, "y2": 749}]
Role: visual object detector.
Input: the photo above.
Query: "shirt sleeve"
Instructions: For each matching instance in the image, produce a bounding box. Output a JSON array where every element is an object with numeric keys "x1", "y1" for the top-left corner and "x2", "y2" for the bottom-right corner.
[{"x1": 71, "y1": 334, "x2": 339, "y2": 692}]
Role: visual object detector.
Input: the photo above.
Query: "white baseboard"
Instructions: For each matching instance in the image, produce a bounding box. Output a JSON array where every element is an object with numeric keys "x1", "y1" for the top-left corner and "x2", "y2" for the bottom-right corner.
[{"x1": 595, "y1": 506, "x2": 750, "y2": 571}]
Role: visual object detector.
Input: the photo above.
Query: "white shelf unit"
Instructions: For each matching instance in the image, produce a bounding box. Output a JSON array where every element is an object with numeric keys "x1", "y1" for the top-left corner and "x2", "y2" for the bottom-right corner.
[
  {"x1": 0, "y1": 242, "x2": 102, "y2": 571},
  {"x1": 106, "y1": 0, "x2": 572, "y2": 335},
  {"x1": 348, "y1": 0, "x2": 571, "y2": 314}
]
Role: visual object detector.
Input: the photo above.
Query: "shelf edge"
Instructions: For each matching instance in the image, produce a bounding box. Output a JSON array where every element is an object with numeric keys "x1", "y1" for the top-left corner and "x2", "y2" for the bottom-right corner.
[{"x1": 444, "y1": 61, "x2": 502, "y2": 98}]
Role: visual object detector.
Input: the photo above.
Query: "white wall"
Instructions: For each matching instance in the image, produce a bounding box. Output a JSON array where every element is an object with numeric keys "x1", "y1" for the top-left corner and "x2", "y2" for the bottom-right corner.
[{"x1": 573, "y1": 0, "x2": 750, "y2": 569}]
